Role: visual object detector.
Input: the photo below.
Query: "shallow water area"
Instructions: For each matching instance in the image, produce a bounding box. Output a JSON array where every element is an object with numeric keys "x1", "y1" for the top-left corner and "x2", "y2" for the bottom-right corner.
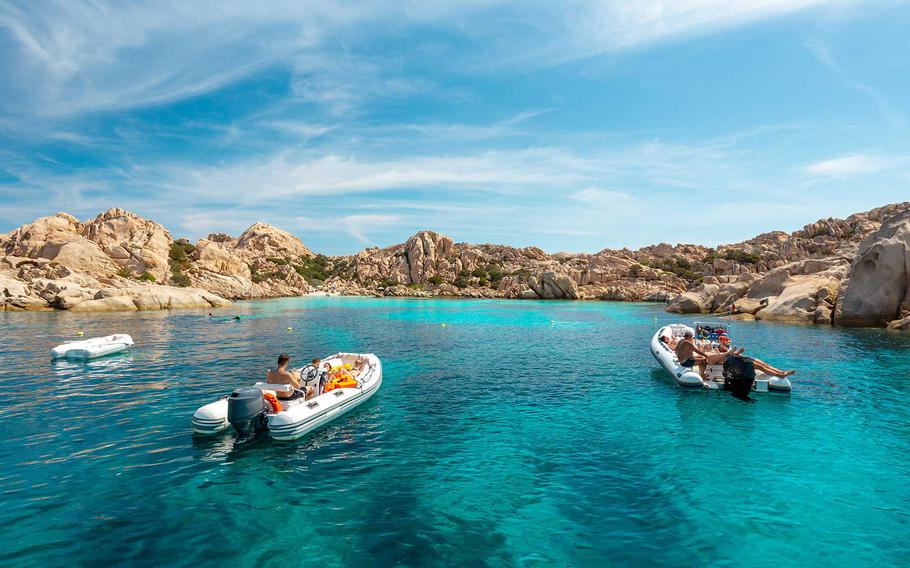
[{"x1": 0, "y1": 297, "x2": 908, "y2": 567}]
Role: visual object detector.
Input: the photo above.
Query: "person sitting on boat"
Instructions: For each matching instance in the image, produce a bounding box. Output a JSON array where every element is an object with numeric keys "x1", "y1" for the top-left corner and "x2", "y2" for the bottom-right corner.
[
  {"x1": 659, "y1": 335, "x2": 678, "y2": 349},
  {"x1": 266, "y1": 354, "x2": 315, "y2": 400},
  {"x1": 351, "y1": 356, "x2": 368, "y2": 377},
  {"x1": 311, "y1": 358, "x2": 330, "y2": 394},
  {"x1": 706, "y1": 340, "x2": 795, "y2": 378},
  {"x1": 676, "y1": 330, "x2": 711, "y2": 378},
  {"x1": 735, "y1": 351, "x2": 796, "y2": 378}
]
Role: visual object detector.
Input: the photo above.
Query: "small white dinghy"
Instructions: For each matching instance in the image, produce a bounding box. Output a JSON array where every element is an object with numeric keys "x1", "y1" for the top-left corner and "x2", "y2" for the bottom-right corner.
[
  {"x1": 651, "y1": 324, "x2": 791, "y2": 394},
  {"x1": 51, "y1": 334, "x2": 134, "y2": 360},
  {"x1": 192, "y1": 353, "x2": 382, "y2": 441}
]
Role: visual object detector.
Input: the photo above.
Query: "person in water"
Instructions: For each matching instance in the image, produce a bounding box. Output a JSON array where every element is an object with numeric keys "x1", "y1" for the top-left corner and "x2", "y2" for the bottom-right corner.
[
  {"x1": 676, "y1": 330, "x2": 711, "y2": 378},
  {"x1": 266, "y1": 354, "x2": 315, "y2": 400}
]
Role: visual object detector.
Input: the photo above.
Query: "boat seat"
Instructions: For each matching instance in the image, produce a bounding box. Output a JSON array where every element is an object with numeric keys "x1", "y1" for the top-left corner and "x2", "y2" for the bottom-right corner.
[{"x1": 253, "y1": 382, "x2": 294, "y2": 394}]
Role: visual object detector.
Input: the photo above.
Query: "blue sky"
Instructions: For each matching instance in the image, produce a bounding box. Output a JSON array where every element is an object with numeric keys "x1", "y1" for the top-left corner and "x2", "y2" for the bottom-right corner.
[{"x1": 1, "y1": 1, "x2": 908, "y2": 255}]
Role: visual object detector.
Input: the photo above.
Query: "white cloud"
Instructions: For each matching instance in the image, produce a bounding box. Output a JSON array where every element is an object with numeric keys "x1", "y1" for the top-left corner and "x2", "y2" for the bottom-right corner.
[
  {"x1": 570, "y1": 187, "x2": 633, "y2": 204},
  {"x1": 295, "y1": 212, "x2": 402, "y2": 244},
  {"x1": 804, "y1": 154, "x2": 894, "y2": 176},
  {"x1": 0, "y1": 0, "x2": 854, "y2": 117}
]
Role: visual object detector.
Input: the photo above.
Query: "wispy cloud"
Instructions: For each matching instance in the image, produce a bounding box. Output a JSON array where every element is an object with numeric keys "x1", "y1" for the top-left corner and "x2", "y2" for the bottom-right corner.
[
  {"x1": 804, "y1": 154, "x2": 897, "y2": 176},
  {"x1": 570, "y1": 187, "x2": 634, "y2": 205},
  {"x1": 0, "y1": 1, "x2": 854, "y2": 118},
  {"x1": 805, "y1": 38, "x2": 905, "y2": 128}
]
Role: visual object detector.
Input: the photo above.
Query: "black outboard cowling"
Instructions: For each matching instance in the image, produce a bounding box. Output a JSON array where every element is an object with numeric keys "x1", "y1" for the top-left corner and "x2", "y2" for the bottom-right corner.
[
  {"x1": 723, "y1": 355, "x2": 756, "y2": 400},
  {"x1": 227, "y1": 387, "x2": 268, "y2": 438}
]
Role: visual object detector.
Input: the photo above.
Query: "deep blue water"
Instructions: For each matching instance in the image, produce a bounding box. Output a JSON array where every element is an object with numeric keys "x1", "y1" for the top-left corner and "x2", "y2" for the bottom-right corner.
[{"x1": 0, "y1": 297, "x2": 908, "y2": 567}]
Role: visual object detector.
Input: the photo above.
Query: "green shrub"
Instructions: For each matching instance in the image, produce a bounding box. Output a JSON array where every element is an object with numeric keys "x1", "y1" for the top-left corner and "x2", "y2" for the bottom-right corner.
[
  {"x1": 407, "y1": 283, "x2": 424, "y2": 290},
  {"x1": 471, "y1": 267, "x2": 487, "y2": 278},
  {"x1": 168, "y1": 241, "x2": 196, "y2": 286},
  {"x1": 138, "y1": 272, "x2": 156, "y2": 282},
  {"x1": 171, "y1": 272, "x2": 191, "y2": 287},
  {"x1": 117, "y1": 267, "x2": 133, "y2": 278},
  {"x1": 721, "y1": 249, "x2": 761, "y2": 264},
  {"x1": 486, "y1": 265, "x2": 503, "y2": 286},
  {"x1": 453, "y1": 275, "x2": 470, "y2": 289},
  {"x1": 267, "y1": 256, "x2": 290, "y2": 266},
  {"x1": 292, "y1": 254, "x2": 331, "y2": 285},
  {"x1": 427, "y1": 275, "x2": 444, "y2": 285}
]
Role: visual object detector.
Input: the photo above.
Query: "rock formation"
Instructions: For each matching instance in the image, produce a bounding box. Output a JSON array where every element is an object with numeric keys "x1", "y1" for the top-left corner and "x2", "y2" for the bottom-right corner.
[
  {"x1": 0, "y1": 208, "x2": 325, "y2": 312},
  {"x1": 664, "y1": 202, "x2": 910, "y2": 329},
  {"x1": 835, "y1": 208, "x2": 910, "y2": 328},
  {"x1": 1, "y1": 202, "x2": 908, "y2": 329}
]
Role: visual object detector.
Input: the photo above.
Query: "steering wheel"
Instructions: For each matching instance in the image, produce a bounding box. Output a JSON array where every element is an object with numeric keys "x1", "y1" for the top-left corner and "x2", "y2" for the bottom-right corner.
[{"x1": 298, "y1": 364, "x2": 319, "y2": 386}]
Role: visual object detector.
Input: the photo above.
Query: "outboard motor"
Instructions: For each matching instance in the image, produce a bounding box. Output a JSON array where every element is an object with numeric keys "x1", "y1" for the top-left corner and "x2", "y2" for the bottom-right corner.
[
  {"x1": 227, "y1": 387, "x2": 268, "y2": 438},
  {"x1": 723, "y1": 355, "x2": 756, "y2": 400}
]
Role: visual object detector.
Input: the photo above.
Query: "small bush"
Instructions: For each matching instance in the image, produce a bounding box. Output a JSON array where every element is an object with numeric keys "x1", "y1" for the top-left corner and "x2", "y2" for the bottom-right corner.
[
  {"x1": 427, "y1": 275, "x2": 444, "y2": 285},
  {"x1": 138, "y1": 271, "x2": 156, "y2": 282},
  {"x1": 471, "y1": 267, "x2": 487, "y2": 278},
  {"x1": 721, "y1": 249, "x2": 761, "y2": 264},
  {"x1": 267, "y1": 256, "x2": 289, "y2": 266},
  {"x1": 117, "y1": 267, "x2": 133, "y2": 278},
  {"x1": 486, "y1": 264, "x2": 503, "y2": 286},
  {"x1": 171, "y1": 272, "x2": 191, "y2": 287},
  {"x1": 293, "y1": 254, "x2": 331, "y2": 285},
  {"x1": 407, "y1": 283, "x2": 424, "y2": 290},
  {"x1": 168, "y1": 241, "x2": 195, "y2": 286}
]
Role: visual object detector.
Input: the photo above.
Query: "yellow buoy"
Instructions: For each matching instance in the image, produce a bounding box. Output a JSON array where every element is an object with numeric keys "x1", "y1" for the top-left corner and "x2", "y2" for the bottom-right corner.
[
  {"x1": 76, "y1": 331, "x2": 84, "y2": 336},
  {"x1": 441, "y1": 323, "x2": 447, "y2": 327},
  {"x1": 287, "y1": 327, "x2": 293, "y2": 332}
]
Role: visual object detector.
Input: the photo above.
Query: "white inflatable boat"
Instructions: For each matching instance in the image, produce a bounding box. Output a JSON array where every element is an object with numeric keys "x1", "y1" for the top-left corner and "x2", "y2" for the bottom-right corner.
[
  {"x1": 51, "y1": 334, "x2": 134, "y2": 360},
  {"x1": 651, "y1": 324, "x2": 791, "y2": 394},
  {"x1": 193, "y1": 353, "x2": 382, "y2": 441}
]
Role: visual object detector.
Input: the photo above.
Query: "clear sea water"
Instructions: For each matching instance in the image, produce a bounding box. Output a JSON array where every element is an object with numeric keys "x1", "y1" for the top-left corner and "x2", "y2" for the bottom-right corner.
[{"x1": 0, "y1": 297, "x2": 908, "y2": 567}]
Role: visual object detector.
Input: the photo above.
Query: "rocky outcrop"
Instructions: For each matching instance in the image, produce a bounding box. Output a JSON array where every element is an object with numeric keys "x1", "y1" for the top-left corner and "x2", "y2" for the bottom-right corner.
[
  {"x1": 186, "y1": 224, "x2": 315, "y2": 300},
  {"x1": 835, "y1": 208, "x2": 910, "y2": 327},
  {"x1": 80, "y1": 208, "x2": 173, "y2": 281},
  {"x1": 2, "y1": 202, "x2": 910, "y2": 327},
  {"x1": 236, "y1": 222, "x2": 314, "y2": 259},
  {"x1": 660, "y1": 202, "x2": 910, "y2": 329}
]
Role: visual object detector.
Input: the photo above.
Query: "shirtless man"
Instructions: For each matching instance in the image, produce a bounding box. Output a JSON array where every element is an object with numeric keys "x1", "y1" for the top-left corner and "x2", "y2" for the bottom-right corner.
[
  {"x1": 676, "y1": 330, "x2": 711, "y2": 379},
  {"x1": 266, "y1": 354, "x2": 315, "y2": 400}
]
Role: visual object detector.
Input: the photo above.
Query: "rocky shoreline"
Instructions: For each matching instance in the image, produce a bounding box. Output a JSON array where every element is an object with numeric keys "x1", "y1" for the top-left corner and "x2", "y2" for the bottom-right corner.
[{"x1": 1, "y1": 204, "x2": 908, "y2": 330}]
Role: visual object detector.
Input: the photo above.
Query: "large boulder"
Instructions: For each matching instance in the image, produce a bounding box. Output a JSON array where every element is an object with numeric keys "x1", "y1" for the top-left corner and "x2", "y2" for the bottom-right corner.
[
  {"x1": 80, "y1": 208, "x2": 172, "y2": 281},
  {"x1": 1, "y1": 213, "x2": 118, "y2": 277},
  {"x1": 0, "y1": 273, "x2": 48, "y2": 310},
  {"x1": 69, "y1": 295, "x2": 138, "y2": 312},
  {"x1": 403, "y1": 231, "x2": 453, "y2": 284},
  {"x1": 667, "y1": 283, "x2": 719, "y2": 314},
  {"x1": 756, "y1": 273, "x2": 842, "y2": 324},
  {"x1": 836, "y1": 209, "x2": 910, "y2": 327},
  {"x1": 529, "y1": 271, "x2": 578, "y2": 299},
  {"x1": 124, "y1": 285, "x2": 231, "y2": 310},
  {"x1": 236, "y1": 223, "x2": 314, "y2": 259}
]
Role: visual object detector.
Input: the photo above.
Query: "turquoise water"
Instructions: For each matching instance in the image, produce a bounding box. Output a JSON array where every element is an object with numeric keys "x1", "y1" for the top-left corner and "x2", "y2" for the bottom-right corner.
[{"x1": 1, "y1": 297, "x2": 908, "y2": 567}]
